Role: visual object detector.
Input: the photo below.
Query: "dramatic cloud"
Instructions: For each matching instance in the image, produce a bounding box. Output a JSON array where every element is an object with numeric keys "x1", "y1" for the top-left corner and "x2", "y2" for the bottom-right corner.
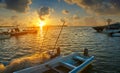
[
  {"x1": 62, "y1": 10, "x2": 69, "y2": 15},
  {"x1": 37, "y1": 7, "x2": 54, "y2": 20},
  {"x1": 64, "y1": 0, "x2": 120, "y2": 15},
  {"x1": 4, "y1": 0, "x2": 32, "y2": 13}
]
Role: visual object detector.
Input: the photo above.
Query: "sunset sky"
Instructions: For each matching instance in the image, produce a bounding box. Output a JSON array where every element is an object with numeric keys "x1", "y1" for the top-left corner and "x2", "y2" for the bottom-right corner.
[{"x1": 0, "y1": 0, "x2": 120, "y2": 26}]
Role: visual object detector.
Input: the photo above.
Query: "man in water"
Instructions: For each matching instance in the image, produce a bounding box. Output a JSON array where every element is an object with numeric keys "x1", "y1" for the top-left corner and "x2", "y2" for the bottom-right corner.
[
  {"x1": 56, "y1": 47, "x2": 60, "y2": 56},
  {"x1": 84, "y1": 48, "x2": 89, "y2": 56}
]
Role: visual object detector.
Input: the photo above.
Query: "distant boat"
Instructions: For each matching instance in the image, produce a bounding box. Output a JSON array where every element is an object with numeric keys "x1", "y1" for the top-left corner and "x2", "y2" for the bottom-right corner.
[
  {"x1": 10, "y1": 31, "x2": 28, "y2": 36},
  {"x1": 0, "y1": 32, "x2": 11, "y2": 39},
  {"x1": 22, "y1": 28, "x2": 38, "y2": 34},
  {"x1": 92, "y1": 26, "x2": 106, "y2": 32},
  {"x1": 0, "y1": 28, "x2": 11, "y2": 39},
  {"x1": 103, "y1": 22, "x2": 120, "y2": 33},
  {"x1": 111, "y1": 32, "x2": 120, "y2": 37},
  {"x1": 13, "y1": 53, "x2": 94, "y2": 73},
  {"x1": 10, "y1": 27, "x2": 38, "y2": 36},
  {"x1": 109, "y1": 31, "x2": 120, "y2": 37},
  {"x1": 92, "y1": 22, "x2": 120, "y2": 34}
]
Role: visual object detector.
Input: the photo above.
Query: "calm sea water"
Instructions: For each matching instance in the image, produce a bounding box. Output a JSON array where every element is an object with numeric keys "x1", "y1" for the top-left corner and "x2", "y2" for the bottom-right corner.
[{"x1": 0, "y1": 26, "x2": 120, "y2": 73}]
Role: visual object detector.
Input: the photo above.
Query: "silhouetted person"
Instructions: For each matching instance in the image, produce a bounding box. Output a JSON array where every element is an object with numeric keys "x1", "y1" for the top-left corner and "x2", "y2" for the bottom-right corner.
[
  {"x1": 48, "y1": 50, "x2": 55, "y2": 59},
  {"x1": 56, "y1": 47, "x2": 60, "y2": 56},
  {"x1": 84, "y1": 48, "x2": 89, "y2": 56},
  {"x1": 48, "y1": 47, "x2": 61, "y2": 59}
]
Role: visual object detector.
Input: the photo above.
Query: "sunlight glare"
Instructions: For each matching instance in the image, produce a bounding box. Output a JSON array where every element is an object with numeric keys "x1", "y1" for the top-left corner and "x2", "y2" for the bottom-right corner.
[{"x1": 39, "y1": 21, "x2": 45, "y2": 27}]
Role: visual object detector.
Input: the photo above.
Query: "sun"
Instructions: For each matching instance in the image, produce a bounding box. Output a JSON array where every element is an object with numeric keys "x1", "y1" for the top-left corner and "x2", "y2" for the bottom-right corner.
[{"x1": 39, "y1": 21, "x2": 45, "y2": 27}]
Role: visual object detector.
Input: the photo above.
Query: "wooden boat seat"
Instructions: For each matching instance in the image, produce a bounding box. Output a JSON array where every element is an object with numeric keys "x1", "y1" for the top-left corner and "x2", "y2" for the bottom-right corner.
[
  {"x1": 73, "y1": 56, "x2": 85, "y2": 61},
  {"x1": 60, "y1": 62, "x2": 76, "y2": 69}
]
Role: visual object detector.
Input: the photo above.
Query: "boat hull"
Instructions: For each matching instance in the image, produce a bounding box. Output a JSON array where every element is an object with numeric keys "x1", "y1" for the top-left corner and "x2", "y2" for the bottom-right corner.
[{"x1": 14, "y1": 53, "x2": 94, "y2": 73}]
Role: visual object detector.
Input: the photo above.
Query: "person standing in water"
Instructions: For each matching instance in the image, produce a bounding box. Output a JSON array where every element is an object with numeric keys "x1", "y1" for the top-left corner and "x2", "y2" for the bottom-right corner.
[
  {"x1": 84, "y1": 48, "x2": 89, "y2": 56},
  {"x1": 56, "y1": 47, "x2": 60, "y2": 56}
]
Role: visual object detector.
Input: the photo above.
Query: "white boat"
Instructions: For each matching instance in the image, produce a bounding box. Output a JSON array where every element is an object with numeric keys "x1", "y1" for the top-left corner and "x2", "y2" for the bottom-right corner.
[
  {"x1": 13, "y1": 53, "x2": 94, "y2": 73},
  {"x1": 103, "y1": 29, "x2": 120, "y2": 34},
  {"x1": 92, "y1": 22, "x2": 120, "y2": 34},
  {"x1": 111, "y1": 33, "x2": 120, "y2": 37}
]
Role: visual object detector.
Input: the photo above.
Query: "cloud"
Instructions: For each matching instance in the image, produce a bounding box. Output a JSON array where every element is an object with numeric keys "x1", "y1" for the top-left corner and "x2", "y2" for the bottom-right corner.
[
  {"x1": 73, "y1": 15, "x2": 80, "y2": 20},
  {"x1": 2, "y1": 0, "x2": 32, "y2": 13},
  {"x1": 37, "y1": 6, "x2": 54, "y2": 20},
  {"x1": 64, "y1": 0, "x2": 120, "y2": 15},
  {"x1": 58, "y1": 0, "x2": 61, "y2": 2},
  {"x1": 62, "y1": 10, "x2": 69, "y2": 15},
  {"x1": 11, "y1": 15, "x2": 18, "y2": 20},
  {"x1": 64, "y1": 0, "x2": 74, "y2": 4},
  {"x1": 0, "y1": 0, "x2": 6, "y2": 8}
]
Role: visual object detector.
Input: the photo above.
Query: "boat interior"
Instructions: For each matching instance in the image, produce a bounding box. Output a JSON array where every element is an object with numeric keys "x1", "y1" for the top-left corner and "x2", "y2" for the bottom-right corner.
[
  {"x1": 14, "y1": 53, "x2": 94, "y2": 73},
  {"x1": 42, "y1": 54, "x2": 86, "y2": 73}
]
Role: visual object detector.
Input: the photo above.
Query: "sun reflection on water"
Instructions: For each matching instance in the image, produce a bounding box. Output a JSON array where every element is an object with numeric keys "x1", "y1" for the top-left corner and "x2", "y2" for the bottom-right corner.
[{"x1": 39, "y1": 21, "x2": 46, "y2": 47}]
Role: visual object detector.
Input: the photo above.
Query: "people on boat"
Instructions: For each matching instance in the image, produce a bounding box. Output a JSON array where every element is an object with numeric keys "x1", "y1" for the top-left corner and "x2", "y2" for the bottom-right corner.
[
  {"x1": 84, "y1": 48, "x2": 89, "y2": 56},
  {"x1": 48, "y1": 47, "x2": 61, "y2": 59},
  {"x1": 48, "y1": 50, "x2": 56, "y2": 59},
  {"x1": 14, "y1": 28, "x2": 20, "y2": 32}
]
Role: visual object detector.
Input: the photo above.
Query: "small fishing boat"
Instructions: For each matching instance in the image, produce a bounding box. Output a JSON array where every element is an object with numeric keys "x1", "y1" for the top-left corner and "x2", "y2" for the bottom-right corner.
[
  {"x1": 14, "y1": 52, "x2": 94, "y2": 73},
  {"x1": 92, "y1": 18, "x2": 120, "y2": 34},
  {"x1": 10, "y1": 31, "x2": 28, "y2": 36},
  {"x1": 22, "y1": 29, "x2": 38, "y2": 34},
  {"x1": 10, "y1": 27, "x2": 38, "y2": 36},
  {"x1": 92, "y1": 26, "x2": 106, "y2": 32},
  {"x1": 0, "y1": 32, "x2": 11, "y2": 39}
]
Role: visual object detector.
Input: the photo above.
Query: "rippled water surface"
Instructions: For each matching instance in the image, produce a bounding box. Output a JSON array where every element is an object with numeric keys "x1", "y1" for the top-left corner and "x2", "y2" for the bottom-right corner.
[{"x1": 0, "y1": 26, "x2": 120, "y2": 73}]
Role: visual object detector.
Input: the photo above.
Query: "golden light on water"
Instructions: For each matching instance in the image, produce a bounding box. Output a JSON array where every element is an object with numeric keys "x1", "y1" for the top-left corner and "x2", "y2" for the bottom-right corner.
[{"x1": 38, "y1": 20, "x2": 46, "y2": 46}]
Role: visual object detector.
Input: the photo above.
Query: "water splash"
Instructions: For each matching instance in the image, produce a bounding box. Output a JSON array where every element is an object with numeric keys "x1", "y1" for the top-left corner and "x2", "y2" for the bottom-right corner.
[
  {"x1": 1, "y1": 52, "x2": 50, "y2": 73},
  {"x1": 0, "y1": 63, "x2": 5, "y2": 73}
]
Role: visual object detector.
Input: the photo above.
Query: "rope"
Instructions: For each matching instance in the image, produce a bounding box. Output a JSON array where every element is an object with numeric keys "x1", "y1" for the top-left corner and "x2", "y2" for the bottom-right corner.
[{"x1": 53, "y1": 21, "x2": 65, "y2": 49}]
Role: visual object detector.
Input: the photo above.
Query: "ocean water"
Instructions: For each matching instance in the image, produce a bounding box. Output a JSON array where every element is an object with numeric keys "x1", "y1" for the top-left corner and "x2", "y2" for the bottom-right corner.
[{"x1": 0, "y1": 26, "x2": 120, "y2": 73}]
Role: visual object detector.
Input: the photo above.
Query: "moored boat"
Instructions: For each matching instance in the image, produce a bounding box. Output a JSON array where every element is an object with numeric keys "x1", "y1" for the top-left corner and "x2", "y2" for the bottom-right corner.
[
  {"x1": 103, "y1": 22, "x2": 120, "y2": 34},
  {"x1": 109, "y1": 32, "x2": 120, "y2": 37},
  {"x1": 92, "y1": 22, "x2": 120, "y2": 36},
  {"x1": 92, "y1": 26, "x2": 106, "y2": 32},
  {"x1": 10, "y1": 27, "x2": 38, "y2": 36},
  {"x1": 13, "y1": 52, "x2": 94, "y2": 73},
  {"x1": 0, "y1": 32, "x2": 11, "y2": 39}
]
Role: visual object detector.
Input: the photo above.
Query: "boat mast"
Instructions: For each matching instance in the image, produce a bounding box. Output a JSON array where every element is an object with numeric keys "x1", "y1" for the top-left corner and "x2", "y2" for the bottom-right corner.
[
  {"x1": 106, "y1": 19, "x2": 112, "y2": 29},
  {"x1": 53, "y1": 19, "x2": 65, "y2": 49},
  {"x1": 107, "y1": 18, "x2": 112, "y2": 25}
]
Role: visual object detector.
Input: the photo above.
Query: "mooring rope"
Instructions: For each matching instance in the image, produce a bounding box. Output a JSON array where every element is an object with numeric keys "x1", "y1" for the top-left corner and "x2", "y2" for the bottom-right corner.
[{"x1": 53, "y1": 20, "x2": 65, "y2": 49}]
